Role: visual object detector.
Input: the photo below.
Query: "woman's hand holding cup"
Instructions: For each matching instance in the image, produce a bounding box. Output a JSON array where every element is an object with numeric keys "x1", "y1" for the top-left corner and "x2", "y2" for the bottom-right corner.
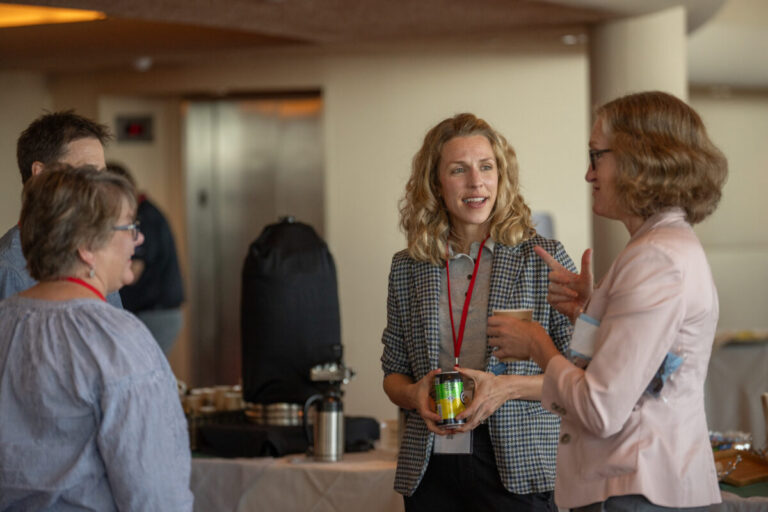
[
  {"x1": 489, "y1": 309, "x2": 532, "y2": 362},
  {"x1": 488, "y1": 312, "x2": 540, "y2": 361},
  {"x1": 488, "y1": 313, "x2": 560, "y2": 370}
]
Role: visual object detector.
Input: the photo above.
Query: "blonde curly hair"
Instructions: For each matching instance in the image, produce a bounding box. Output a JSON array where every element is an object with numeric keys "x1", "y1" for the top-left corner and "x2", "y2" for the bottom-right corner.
[
  {"x1": 596, "y1": 91, "x2": 728, "y2": 224},
  {"x1": 399, "y1": 113, "x2": 534, "y2": 265}
]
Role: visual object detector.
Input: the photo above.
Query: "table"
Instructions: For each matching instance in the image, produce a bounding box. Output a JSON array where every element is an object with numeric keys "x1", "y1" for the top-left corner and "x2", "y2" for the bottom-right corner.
[
  {"x1": 191, "y1": 449, "x2": 404, "y2": 512},
  {"x1": 190, "y1": 448, "x2": 767, "y2": 512},
  {"x1": 705, "y1": 338, "x2": 768, "y2": 450}
]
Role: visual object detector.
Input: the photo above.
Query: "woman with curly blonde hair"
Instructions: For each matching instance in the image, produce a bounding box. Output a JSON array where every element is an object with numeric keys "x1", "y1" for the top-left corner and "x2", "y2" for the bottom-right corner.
[
  {"x1": 400, "y1": 113, "x2": 534, "y2": 265},
  {"x1": 381, "y1": 113, "x2": 576, "y2": 511},
  {"x1": 493, "y1": 91, "x2": 728, "y2": 511}
]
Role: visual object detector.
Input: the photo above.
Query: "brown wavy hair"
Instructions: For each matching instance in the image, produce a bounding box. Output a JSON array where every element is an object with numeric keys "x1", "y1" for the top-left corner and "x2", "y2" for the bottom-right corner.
[
  {"x1": 20, "y1": 164, "x2": 136, "y2": 281},
  {"x1": 596, "y1": 91, "x2": 727, "y2": 224},
  {"x1": 399, "y1": 113, "x2": 533, "y2": 265}
]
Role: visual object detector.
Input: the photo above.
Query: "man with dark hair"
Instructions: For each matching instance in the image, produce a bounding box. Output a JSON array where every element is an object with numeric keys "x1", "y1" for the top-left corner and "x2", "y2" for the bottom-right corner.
[
  {"x1": 0, "y1": 110, "x2": 123, "y2": 307},
  {"x1": 108, "y1": 162, "x2": 184, "y2": 354},
  {"x1": 16, "y1": 110, "x2": 111, "y2": 185}
]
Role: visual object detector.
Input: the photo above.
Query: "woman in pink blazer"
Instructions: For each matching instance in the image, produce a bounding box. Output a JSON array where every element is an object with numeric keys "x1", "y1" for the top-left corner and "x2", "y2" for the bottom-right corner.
[{"x1": 491, "y1": 91, "x2": 728, "y2": 511}]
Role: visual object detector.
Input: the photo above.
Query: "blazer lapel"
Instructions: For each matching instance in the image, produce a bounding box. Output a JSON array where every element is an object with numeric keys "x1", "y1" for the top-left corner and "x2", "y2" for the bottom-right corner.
[
  {"x1": 486, "y1": 243, "x2": 526, "y2": 365},
  {"x1": 411, "y1": 259, "x2": 442, "y2": 372},
  {"x1": 488, "y1": 243, "x2": 524, "y2": 312}
]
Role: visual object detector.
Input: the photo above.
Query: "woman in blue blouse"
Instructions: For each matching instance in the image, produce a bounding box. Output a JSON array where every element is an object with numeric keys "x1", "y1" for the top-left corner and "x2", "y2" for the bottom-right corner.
[{"x1": 0, "y1": 165, "x2": 192, "y2": 511}]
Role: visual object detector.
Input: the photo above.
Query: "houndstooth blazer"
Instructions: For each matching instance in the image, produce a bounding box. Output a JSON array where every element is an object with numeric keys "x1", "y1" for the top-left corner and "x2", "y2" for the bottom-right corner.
[{"x1": 381, "y1": 235, "x2": 575, "y2": 496}]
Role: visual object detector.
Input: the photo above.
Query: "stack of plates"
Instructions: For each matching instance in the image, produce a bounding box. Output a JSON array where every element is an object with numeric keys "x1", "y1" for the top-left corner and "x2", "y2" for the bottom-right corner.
[
  {"x1": 266, "y1": 403, "x2": 303, "y2": 426},
  {"x1": 245, "y1": 402, "x2": 305, "y2": 426}
]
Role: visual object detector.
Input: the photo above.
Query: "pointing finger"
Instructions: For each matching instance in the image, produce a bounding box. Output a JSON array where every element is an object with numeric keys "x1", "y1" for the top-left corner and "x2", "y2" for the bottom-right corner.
[
  {"x1": 534, "y1": 245, "x2": 565, "y2": 272},
  {"x1": 580, "y1": 249, "x2": 593, "y2": 281}
]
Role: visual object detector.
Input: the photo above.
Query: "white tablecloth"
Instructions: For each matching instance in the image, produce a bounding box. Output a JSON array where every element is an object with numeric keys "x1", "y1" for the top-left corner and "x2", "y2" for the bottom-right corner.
[
  {"x1": 191, "y1": 449, "x2": 404, "y2": 512},
  {"x1": 190, "y1": 448, "x2": 767, "y2": 511}
]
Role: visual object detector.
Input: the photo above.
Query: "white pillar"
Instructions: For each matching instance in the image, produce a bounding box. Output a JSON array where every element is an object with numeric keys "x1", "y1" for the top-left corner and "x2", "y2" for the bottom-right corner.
[{"x1": 589, "y1": 6, "x2": 687, "y2": 280}]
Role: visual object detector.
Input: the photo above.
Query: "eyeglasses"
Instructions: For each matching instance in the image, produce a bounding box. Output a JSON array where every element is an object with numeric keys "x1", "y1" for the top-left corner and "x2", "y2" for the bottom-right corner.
[
  {"x1": 589, "y1": 148, "x2": 612, "y2": 170},
  {"x1": 112, "y1": 221, "x2": 141, "y2": 241}
]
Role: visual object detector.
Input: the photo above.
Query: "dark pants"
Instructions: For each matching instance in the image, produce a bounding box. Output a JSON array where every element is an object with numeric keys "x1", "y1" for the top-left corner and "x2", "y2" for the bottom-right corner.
[
  {"x1": 404, "y1": 424, "x2": 556, "y2": 512},
  {"x1": 573, "y1": 495, "x2": 711, "y2": 512}
]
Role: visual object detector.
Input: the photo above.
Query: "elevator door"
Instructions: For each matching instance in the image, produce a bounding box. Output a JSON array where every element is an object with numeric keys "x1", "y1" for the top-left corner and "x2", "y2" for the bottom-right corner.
[{"x1": 184, "y1": 96, "x2": 324, "y2": 386}]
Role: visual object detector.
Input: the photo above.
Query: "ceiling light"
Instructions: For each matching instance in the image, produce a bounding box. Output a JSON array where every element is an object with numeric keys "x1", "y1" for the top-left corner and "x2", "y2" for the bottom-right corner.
[
  {"x1": 561, "y1": 34, "x2": 587, "y2": 46},
  {"x1": 0, "y1": 3, "x2": 105, "y2": 28},
  {"x1": 133, "y1": 56, "x2": 153, "y2": 72}
]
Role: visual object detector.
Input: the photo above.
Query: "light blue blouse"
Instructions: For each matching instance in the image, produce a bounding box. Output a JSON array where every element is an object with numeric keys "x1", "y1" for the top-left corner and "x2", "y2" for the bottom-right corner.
[
  {"x1": 0, "y1": 296, "x2": 193, "y2": 511},
  {"x1": 0, "y1": 225, "x2": 123, "y2": 308}
]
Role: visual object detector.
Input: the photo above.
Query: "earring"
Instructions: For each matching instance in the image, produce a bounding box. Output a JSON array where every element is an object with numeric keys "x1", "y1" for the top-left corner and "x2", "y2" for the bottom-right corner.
[{"x1": 88, "y1": 267, "x2": 95, "y2": 279}]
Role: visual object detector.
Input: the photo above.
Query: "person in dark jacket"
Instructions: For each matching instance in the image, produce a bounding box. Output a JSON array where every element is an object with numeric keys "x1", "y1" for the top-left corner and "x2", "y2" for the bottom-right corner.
[{"x1": 108, "y1": 162, "x2": 184, "y2": 354}]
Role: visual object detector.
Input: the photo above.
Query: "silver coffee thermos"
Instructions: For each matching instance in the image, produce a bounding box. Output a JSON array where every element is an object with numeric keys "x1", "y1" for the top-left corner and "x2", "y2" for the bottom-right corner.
[{"x1": 303, "y1": 392, "x2": 344, "y2": 462}]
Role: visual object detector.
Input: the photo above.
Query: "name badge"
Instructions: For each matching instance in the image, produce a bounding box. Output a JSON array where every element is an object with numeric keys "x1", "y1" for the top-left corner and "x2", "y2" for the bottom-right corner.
[
  {"x1": 433, "y1": 430, "x2": 472, "y2": 454},
  {"x1": 569, "y1": 313, "x2": 600, "y2": 369}
]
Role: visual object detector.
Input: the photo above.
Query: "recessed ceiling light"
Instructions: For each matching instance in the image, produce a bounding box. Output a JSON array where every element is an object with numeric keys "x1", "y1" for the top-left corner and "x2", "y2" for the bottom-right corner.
[
  {"x1": 133, "y1": 56, "x2": 153, "y2": 72},
  {"x1": 561, "y1": 34, "x2": 587, "y2": 46},
  {"x1": 0, "y1": 3, "x2": 105, "y2": 28}
]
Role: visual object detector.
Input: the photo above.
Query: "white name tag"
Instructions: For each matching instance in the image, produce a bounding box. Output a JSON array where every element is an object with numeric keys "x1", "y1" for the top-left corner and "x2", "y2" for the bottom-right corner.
[
  {"x1": 433, "y1": 430, "x2": 472, "y2": 454},
  {"x1": 569, "y1": 313, "x2": 600, "y2": 369}
]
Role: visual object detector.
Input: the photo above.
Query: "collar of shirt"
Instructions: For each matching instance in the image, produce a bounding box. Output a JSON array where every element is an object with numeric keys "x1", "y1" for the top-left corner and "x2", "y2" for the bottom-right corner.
[
  {"x1": 629, "y1": 207, "x2": 687, "y2": 242},
  {"x1": 448, "y1": 238, "x2": 496, "y2": 261}
]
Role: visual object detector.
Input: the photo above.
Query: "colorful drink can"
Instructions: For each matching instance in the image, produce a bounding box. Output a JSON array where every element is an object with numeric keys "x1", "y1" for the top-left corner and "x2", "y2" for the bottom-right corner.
[{"x1": 434, "y1": 371, "x2": 466, "y2": 428}]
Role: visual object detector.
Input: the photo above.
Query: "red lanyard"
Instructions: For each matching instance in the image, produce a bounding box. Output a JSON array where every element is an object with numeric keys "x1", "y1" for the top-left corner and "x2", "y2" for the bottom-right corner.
[
  {"x1": 64, "y1": 277, "x2": 106, "y2": 302},
  {"x1": 445, "y1": 235, "x2": 489, "y2": 368}
]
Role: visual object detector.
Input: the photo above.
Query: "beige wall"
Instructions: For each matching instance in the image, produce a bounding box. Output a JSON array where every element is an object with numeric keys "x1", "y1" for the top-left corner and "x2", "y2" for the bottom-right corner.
[
  {"x1": 0, "y1": 47, "x2": 591, "y2": 421},
  {"x1": 690, "y1": 89, "x2": 768, "y2": 332},
  {"x1": 0, "y1": 71, "x2": 51, "y2": 224}
]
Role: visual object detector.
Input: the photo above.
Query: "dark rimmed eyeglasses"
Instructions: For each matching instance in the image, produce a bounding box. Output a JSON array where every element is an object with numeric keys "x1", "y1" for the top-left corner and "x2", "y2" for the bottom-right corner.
[
  {"x1": 112, "y1": 221, "x2": 141, "y2": 241},
  {"x1": 589, "y1": 148, "x2": 612, "y2": 170}
]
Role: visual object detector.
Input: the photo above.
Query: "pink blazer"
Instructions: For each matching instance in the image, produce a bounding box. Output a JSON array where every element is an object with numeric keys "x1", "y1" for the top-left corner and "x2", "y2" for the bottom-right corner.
[{"x1": 542, "y1": 208, "x2": 721, "y2": 508}]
